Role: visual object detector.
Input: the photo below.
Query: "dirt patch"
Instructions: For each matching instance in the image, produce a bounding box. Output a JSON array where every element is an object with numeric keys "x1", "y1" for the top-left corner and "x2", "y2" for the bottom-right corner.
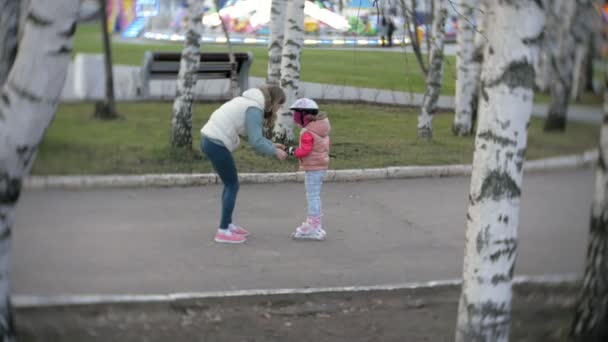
[{"x1": 16, "y1": 283, "x2": 578, "y2": 342}]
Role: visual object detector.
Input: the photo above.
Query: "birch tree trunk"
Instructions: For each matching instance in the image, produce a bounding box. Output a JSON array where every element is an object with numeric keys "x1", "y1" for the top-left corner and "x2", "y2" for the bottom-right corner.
[
  {"x1": 570, "y1": 62, "x2": 608, "y2": 342},
  {"x1": 214, "y1": 0, "x2": 238, "y2": 98},
  {"x1": 570, "y1": 0, "x2": 596, "y2": 102},
  {"x1": 170, "y1": 0, "x2": 204, "y2": 149},
  {"x1": 94, "y1": 0, "x2": 119, "y2": 120},
  {"x1": 0, "y1": 0, "x2": 80, "y2": 340},
  {"x1": 468, "y1": 0, "x2": 488, "y2": 132},
  {"x1": 454, "y1": 1, "x2": 544, "y2": 341},
  {"x1": 0, "y1": 0, "x2": 20, "y2": 87},
  {"x1": 400, "y1": 0, "x2": 428, "y2": 75},
  {"x1": 544, "y1": 0, "x2": 576, "y2": 132},
  {"x1": 417, "y1": 0, "x2": 446, "y2": 140},
  {"x1": 534, "y1": 0, "x2": 557, "y2": 93},
  {"x1": 275, "y1": 0, "x2": 304, "y2": 144},
  {"x1": 452, "y1": 0, "x2": 477, "y2": 136},
  {"x1": 267, "y1": 0, "x2": 287, "y2": 84},
  {"x1": 17, "y1": 0, "x2": 29, "y2": 42}
]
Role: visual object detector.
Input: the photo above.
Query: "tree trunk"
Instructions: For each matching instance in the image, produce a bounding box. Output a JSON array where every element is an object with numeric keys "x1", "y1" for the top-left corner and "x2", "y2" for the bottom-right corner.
[
  {"x1": 214, "y1": 0, "x2": 238, "y2": 98},
  {"x1": 452, "y1": 0, "x2": 477, "y2": 136},
  {"x1": 454, "y1": 1, "x2": 544, "y2": 341},
  {"x1": 570, "y1": 57, "x2": 608, "y2": 342},
  {"x1": 417, "y1": 0, "x2": 446, "y2": 140},
  {"x1": 584, "y1": 36, "x2": 596, "y2": 93},
  {"x1": 400, "y1": 0, "x2": 428, "y2": 75},
  {"x1": 267, "y1": 0, "x2": 287, "y2": 85},
  {"x1": 534, "y1": 0, "x2": 556, "y2": 93},
  {"x1": 468, "y1": 0, "x2": 488, "y2": 133},
  {"x1": 570, "y1": 0, "x2": 596, "y2": 102},
  {"x1": 17, "y1": 0, "x2": 29, "y2": 42},
  {"x1": 0, "y1": 1, "x2": 80, "y2": 340},
  {"x1": 571, "y1": 44, "x2": 588, "y2": 102},
  {"x1": 94, "y1": 0, "x2": 119, "y2": 120},
  {"x1": 170, "y1": 0, "x2": 204, "y2": 149},
  {"x1": 544, "y1": 0, "x2": 576, "y2": 132},
  {"x1": 275, "y1": 0, "x2": 304, "y2": 144},
  {"x1": 0, "y1": 0, "x2": 20, "y2": 87}
]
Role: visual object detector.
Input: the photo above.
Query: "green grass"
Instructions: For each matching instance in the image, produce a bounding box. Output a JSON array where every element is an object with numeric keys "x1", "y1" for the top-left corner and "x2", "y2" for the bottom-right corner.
[
  {"x1": 31, "y1": 102, "x2": 600, "y2": 175},
  {"x1": 74, "y1": 23, "x2": 452, "y2": 95},
  {"x1": 73, "y1": 23, "x2": 604, "y2": 105}
]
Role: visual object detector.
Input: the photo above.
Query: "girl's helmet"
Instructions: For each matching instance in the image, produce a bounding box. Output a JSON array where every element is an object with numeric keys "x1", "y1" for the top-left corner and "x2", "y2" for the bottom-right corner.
[{"x1": 289, "y1": 98, "x2": 319, "y2": 126}]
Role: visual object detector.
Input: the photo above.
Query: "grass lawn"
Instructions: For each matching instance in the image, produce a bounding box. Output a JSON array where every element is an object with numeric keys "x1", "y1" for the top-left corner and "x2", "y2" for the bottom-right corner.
[
  {"x1": 31, "y1": 102, "x2": 600, "y2": 175},
  {"x1": 73, "y1": 24, "x2": 604, "y2": 105}
]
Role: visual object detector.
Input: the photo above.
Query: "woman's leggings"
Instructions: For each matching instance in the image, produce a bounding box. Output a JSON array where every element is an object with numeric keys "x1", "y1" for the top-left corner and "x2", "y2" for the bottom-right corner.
[{"x1": 201, "y1": 137, "x2": 239, "y2": 229}]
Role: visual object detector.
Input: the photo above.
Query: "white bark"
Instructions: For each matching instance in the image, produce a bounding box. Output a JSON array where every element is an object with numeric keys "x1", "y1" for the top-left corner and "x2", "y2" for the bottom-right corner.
[
  {"x1": 214, "y1": 0, "x2": 238, "y2": 98},
  {"x1": 570, "y1": 0, "x2": 596, "y2": 102},
  {"x1": 455, "y1": 1, "x2": 544, "y2": 341},
  {"x1": 571, "y1": 66, "x2": 608, "y2": 342},
  {"x1": 534, "y1": 0, "x2": 558, "y2": 93},
  {"x1": 275, "y1": 0, "x2": 304, "y2": 144},
  {"x1": 417, "y1": 0, "x2": 447, "y2": 140},
  {"x1": 453, "y1": 0, "x2": 477, "y2": 136},
  {"x1": 544, "y1": 0, "x2": 576, "y2": 131},
  {"x1": 171, "y1": 0, "x2": 204, "y2": 149},
  {"x1": 570, "y1": 46, "x2": 585, "y2": 101},
  {"x1": 17, "y1": 0, "x2": 29, "y2": 42},
  {"x1": 267, "y1": 0, "x2": 287, "y2": 84},
  {"x1": 0, "y1": 0, "x2": 20, "y2": 87},
  {"x1": 0, "y1": 0, "x2": 80, "y2": 340}
]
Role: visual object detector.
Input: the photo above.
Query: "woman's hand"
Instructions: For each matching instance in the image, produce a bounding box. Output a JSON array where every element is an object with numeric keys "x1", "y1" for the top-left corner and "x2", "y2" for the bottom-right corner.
[
  {"x1": 275, "y1": 148, "x2": 288, "y2": 160},
  {"x1": 274, "y1": 143, "x2": 286, "y2": 150}
]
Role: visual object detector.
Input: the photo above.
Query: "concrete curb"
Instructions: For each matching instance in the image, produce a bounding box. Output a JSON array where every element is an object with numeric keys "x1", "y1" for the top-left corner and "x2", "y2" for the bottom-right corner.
[
  {"x1": 12, "y1": 273, "x2": 579, "y2": 308},
  {"x1": 24, "y1": 149, "x2": 598, "y2": 190}
]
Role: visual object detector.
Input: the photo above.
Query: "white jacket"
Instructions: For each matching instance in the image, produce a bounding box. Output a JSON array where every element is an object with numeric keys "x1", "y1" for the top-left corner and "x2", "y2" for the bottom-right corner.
[{"x1": 200, "y1": 88, "x2": 265, "y2": 152}]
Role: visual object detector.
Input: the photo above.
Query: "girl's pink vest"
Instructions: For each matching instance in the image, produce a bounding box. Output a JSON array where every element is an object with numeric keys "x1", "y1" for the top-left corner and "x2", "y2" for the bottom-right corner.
[{"x1": 300, "y1": 118, "x2": 331, "y2": 171}]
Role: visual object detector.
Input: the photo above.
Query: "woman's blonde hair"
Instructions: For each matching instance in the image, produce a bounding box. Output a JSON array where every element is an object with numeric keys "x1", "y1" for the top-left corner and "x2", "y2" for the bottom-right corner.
[{"x1": 258, "y1": 84, "x2": 286, "y2": 132}]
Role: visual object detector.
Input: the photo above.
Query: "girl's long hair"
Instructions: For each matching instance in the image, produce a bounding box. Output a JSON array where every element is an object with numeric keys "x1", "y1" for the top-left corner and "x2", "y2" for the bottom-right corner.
[{"x1": 258, "y1": 84, "x2": 285, "y2": 133}]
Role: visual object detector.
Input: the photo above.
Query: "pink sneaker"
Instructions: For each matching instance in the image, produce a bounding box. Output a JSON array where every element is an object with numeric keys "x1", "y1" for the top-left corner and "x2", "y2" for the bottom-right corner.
[
  {"x1": 214, "y1": 229, "x2": 246, "y2": 244},
  {"x1": 228, "y1": 223, "x2": 249, "y2": 236}
]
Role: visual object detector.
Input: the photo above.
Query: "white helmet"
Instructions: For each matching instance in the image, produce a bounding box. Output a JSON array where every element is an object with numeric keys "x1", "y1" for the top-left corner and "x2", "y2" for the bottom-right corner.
[{"x1": 289, "y1": 98, "x2": 319, "y2": 114}]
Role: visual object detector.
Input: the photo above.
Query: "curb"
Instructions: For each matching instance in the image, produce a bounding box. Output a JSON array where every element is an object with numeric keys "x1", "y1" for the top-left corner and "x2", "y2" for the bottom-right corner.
[
  {"x1": 12, "y1": 273, "x2": 579, "y2": 308},
  {"x1": 24, "y1": 149, "x2": 598, "y2": 190}
]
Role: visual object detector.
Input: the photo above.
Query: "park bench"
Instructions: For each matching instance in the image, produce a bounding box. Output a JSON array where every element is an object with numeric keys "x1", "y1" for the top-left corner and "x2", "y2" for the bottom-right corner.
[{"x1": 140, "y1": 51, "x2": 253, "y2": 98}]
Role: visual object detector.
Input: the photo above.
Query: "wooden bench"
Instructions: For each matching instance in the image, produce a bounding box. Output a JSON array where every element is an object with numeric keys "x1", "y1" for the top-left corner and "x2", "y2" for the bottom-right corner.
[{"x1": 140, "y1": 51, "x2": 253, "y2": 98}]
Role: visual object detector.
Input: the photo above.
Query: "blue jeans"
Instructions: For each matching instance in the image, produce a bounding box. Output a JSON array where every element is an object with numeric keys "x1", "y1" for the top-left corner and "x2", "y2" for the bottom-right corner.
[
  {"x1": 201, "y1": 137, "x2": 239, "y2": 229},
  {"x1": 305, "y1": 170, "x2": 326, "y2": 217}
]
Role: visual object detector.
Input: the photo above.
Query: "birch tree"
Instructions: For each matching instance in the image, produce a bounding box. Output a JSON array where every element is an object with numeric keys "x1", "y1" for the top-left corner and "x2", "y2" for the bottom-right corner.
[
  {"x1": 170, "y1": 0, "x2": 204, "y2": 149},
  {"x1": 94, "y1": 0, "x2": 119, "y2": 120},
  {"x1": 417, "y1": 0, "x2": 447, "y2": 140},
  {"x1": 267, "y1": 0, "x2": 287, "y2": 85},
  {"x1": 534, "y1": 0, "x2": 557, "y2": 93},
  {"x1": 454, "y1": 1, "x2": 544, "y2": 341},
  {"x1": 570, "y1": 65, "x2": 608, "y2": 342},
  {"x1": 543, "y1": 0, "x2": 576, "y2": 132},
  {"x1": 0, "y1": 0, "x2": 80, "y2": 339},
  {"x1": 214, "y1": 0, "x2": 238, "y2": 98},
  {"x1": 399, "y1": 0, "x2": 428, "y2": 75},
  {"x1": 0, "y1": 0, "x2": 20, "y2": 87},
  {"x1": 275, "y1": 0, "x2": 304, "y2": 144},
  {"x1": 452, "y1": 0, "x2": 478, "y2": 136},
  {"x1": 570, "y1": 0, "x2": 596, "y2": 102}
]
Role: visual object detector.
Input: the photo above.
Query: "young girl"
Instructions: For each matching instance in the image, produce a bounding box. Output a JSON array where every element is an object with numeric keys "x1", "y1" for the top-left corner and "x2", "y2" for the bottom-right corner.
[
  {"x1": 286, "y1": 98, "x2": 331, "y2": 241},
  {"x1": 200, "y1": 85, "x2": 288, "y2": 244}
]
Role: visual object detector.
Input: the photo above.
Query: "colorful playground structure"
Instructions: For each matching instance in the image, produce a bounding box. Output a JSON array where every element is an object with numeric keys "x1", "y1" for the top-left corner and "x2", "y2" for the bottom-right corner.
[{"x1": 107, "y1": 0, "x2": 458, "y2": 46}]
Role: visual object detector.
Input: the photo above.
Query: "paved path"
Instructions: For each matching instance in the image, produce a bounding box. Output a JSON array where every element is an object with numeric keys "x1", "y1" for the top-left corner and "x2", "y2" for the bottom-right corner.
[{"x1": 14, "y1": 168, "x2": 593, "y2": 296}]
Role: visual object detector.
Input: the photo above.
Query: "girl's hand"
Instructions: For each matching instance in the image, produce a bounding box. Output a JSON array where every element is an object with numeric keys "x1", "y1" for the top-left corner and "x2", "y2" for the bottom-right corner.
[
  {"x1": 274, "y1": 143, "x2": 286, "y2": 150},
  {"x1": 275, "y1": 148, "x2": 288, "y2": 160}
]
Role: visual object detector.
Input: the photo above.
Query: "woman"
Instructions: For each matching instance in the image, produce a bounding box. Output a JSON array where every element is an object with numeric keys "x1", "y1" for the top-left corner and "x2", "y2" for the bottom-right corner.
[{"x1": 200, "y1": 85, "x2": 288, "y2": 244}]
